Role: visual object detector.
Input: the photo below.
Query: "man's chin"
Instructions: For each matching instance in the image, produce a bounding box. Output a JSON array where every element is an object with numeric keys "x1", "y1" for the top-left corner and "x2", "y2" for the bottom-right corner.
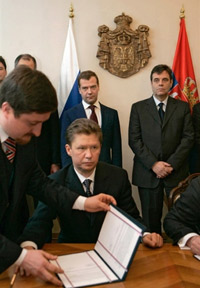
[{"x1": 15, "y1": 136, "x2": 32, "y2": 145}]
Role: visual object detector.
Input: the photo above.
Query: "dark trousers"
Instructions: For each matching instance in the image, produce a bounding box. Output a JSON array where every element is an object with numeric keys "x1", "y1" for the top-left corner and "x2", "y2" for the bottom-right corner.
[{"x1": 138, "y1": 183, "x2": 172, "y2": 235}]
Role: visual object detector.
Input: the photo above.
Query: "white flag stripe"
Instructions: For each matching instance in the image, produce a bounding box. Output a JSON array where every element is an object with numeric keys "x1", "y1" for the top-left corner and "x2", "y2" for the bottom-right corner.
[{"x1": 58, "y1": 18, "x2": 79, "y2": 116}]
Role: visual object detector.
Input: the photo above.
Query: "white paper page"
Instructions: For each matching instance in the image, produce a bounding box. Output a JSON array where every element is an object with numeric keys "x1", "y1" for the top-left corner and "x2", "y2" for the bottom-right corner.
[
  {"x1": 51, "y1": 250, "x2": 118, "y2": 288},
  {"x1": 95, "y1": 205, "x2": 143, "y2": 279}
]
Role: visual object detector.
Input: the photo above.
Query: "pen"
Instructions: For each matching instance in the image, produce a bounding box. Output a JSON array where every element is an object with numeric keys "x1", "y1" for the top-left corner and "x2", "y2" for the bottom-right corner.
[{"x1": 10, "y1": 268, "x2": 19, "y2": 288}]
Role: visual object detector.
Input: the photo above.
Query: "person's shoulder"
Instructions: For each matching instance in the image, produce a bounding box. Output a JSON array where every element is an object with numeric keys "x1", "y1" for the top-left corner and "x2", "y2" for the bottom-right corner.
[
  {"x1": 100, "y1": 103, "x2": 118, "y2": 113},
  {"x1": 97, "y1": 161, "x2": 127, "y2": 176},
  {"x1": 132, "y1": 97, "x2": 151, "y2": 106},
  {"x1": 64, "y1": 103, "x2": 83, "y2": 115},
  {"x1": 48, "y1": 164, "x2": 71, "y2": 182},
  {"x1": 169, "y1": 97, "x2": 189, "y2": 108}
]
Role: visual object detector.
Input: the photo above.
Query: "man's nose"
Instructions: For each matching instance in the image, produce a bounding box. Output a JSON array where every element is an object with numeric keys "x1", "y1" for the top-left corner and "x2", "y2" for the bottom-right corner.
[
  {"x1": 85, "y1": 148, "x2": 92, "y2": 158},
  {"x1": 87, "y1": 87, "x2": 92, "y2": 93},
  {"x1": 31, "y1": 123, "x2": 42, "y2": 137}
]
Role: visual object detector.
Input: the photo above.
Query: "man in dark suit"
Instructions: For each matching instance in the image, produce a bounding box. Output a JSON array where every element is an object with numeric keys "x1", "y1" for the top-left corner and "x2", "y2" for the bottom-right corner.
[
  {"x1": 60, "y1": 70, "x2": 122, "y2": 168},
  {"x1": 0, "y1": 66, "x2": 116, "y2": 285},
  {"x1": 128, "y1": 64, "x2": 194, "y2": 235},
  {"x1": 15, "y1": 54, "x2": 61, "y2": 176},
  {"x1": 191, "y1": 102, "x2": 200, "y2": 173},
  {"x1": 19, "y1": 118, "x2": 163, "y2": 249},
  {"x1": 164, "y1": 176, "x2": 200, "y2": 255}
]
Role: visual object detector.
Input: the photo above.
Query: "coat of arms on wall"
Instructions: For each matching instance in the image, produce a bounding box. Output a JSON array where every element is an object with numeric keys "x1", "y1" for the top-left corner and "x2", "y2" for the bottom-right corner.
[{"x1": 96, "y1": 13, "x2": 151, "y2": 78}]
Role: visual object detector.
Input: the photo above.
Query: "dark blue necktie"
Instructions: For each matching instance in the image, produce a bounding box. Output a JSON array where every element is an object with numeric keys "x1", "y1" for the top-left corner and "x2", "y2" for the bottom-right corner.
[
  {"x1": 83, "y1": 179, "x2": 92, "y2": 197},
  {"x1": 158, "y1": 103, "x2": 165, "y2": 123}
]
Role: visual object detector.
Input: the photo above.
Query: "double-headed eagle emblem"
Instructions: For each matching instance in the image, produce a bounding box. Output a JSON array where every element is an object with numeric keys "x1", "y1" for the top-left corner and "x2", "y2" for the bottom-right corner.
[{"x1": 97, "y1": 13, "x2": 151, "y2": 78}]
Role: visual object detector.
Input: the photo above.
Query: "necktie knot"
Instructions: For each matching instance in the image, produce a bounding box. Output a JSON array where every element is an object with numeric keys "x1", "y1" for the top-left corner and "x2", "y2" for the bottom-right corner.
[
  {"x1": 89, "y1": 105, "x2": 98, "y2": 124},
  {"x1": 158, "y1": 102, "x2": 165, "y2": 123},
  {"x1": 4, "y1": 137, "x2": 16, "y2": 163},
  {"x1": 83, "y1": 179, "x2": 92, "y2": 197}
]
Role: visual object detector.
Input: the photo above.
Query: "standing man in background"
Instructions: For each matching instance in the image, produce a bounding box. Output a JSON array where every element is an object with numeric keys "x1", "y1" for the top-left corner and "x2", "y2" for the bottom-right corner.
[
  {"x1": 0, "y1": 56, "x2": 7, "y2": 84},
  {"x1": 60, "y1": 70, "x2": 122, "y2": 168},
  {"x1": 15, "y1": 54, "x2": 61, "y2": 175},
  {"x1": 129, "y1": 64, "x2": 194, "y2": 235}
]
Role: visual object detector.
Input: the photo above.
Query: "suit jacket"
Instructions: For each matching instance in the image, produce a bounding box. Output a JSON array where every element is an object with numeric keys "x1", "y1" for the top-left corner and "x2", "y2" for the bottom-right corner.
[
  {"x1": 128, "y1": 96, "x2": 194, "y2": 188},
  {"x1": 0, "y1": 138, "x2": 78, "y2": 273},
  {"x1": 60, "y1": 102, "x2": 122, "y2": 167},
  {"x1": 36, "y1": 110, "x2": 61, "y2": 175},
  {"x1": 18, "y1": 162, "x2": 143, "y2": 247},
  {"x1": 163, "y1": 176, "x2": 200, "y2": 244}
]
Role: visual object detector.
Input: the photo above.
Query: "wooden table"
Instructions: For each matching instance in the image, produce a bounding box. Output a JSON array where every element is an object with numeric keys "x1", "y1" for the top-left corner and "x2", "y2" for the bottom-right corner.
[{"x1": 1, "y1": 243, "x2": 200, "y2": 287}]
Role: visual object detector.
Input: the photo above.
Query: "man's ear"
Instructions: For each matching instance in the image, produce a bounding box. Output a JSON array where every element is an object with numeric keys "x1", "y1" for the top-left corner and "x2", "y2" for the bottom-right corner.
[
  {"x1": 1, "y1": 102, "x2": 12, "y2": 117},
  {"x1": 65, "y1": 144, "x2": 71, "y2": 156}
]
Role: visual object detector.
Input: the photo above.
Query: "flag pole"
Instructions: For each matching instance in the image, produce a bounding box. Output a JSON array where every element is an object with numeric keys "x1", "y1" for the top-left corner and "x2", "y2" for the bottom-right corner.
[
  {"x1": 58, "y1": 3, "x2": 82, "y2": 165},
  {"x1": 179, "y1": 5, "x2": 185, "y2": 18},
  {"x1": 69, "y1": 3, "x2": 74, "y2": 18}
]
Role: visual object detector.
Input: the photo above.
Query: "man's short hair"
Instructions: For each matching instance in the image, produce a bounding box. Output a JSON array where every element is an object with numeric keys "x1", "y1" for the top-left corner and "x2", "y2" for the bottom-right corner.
[
  {"x1": 14, "y1": 54, "x2": 37, "y2": 70},
  {"x1": 66, "y1": 118, "x2": 103, "y2": 146},
  {"x1": 0, "y1": 56, "x2": 7, "y2": 70},
  {"x1": 78, "y1": 70, "x2": 99, "y2": 87},
  {"x1": 150, "y1": 64, "x2": 173, "y2": 81},
  {"x1": 0, "y1": 65, "x2": 57, "y2": 117}
]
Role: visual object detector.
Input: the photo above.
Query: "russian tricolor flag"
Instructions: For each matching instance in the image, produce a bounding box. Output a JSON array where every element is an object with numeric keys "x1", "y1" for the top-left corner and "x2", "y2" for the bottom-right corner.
[{"x1": 58, "y1": 16, "x2": 82, "y2": 123}]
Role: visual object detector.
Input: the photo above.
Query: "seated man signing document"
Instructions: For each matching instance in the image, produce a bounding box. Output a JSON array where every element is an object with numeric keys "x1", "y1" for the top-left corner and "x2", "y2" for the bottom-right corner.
[{"x1": 19, "y1": 119, "x2": 163, "y2": 251}]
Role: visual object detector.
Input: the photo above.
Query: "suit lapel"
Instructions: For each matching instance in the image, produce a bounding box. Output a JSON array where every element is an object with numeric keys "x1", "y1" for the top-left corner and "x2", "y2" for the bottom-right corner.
[
  {"x1": 146, "y1": 96, "x2": 161, "y2": 125},
  {"x1": 65, "y1": 166, "x2": 85, "y2": 197},
  {"x1": 79, "y1": 103, "x2": 87, "y2": 118},
  {"x1": 162, "y1": 97, "x2": 177, "y2": 128}
]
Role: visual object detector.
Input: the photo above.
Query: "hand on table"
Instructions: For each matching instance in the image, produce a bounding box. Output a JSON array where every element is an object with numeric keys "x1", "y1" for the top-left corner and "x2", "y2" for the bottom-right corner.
[
  {"x1": 187, "y1": 236, "x2": 200, "y2": 255},
  {"x1": 143, "y1": 233, "x2": 163, "y2": 248},
  {"x1": 19, "y1": 249, "x2": 63, "y2": 286}
]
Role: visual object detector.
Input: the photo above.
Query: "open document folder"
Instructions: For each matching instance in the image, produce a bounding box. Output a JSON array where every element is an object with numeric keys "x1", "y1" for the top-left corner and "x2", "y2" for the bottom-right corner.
[{"x1": 51, "y1": 204, "x2": 146, "y2": 288}]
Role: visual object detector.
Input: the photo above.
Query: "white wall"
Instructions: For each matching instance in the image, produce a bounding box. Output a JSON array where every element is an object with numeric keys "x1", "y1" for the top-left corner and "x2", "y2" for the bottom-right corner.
[{"x1": 1, "y1": 0, "x2": 200, "y2": 219}]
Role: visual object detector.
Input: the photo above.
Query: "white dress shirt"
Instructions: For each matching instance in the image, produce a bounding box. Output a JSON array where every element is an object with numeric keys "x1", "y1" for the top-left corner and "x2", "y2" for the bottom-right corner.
[{"x1": 82, "y1": 100, "x2": 102, "y2": 127}]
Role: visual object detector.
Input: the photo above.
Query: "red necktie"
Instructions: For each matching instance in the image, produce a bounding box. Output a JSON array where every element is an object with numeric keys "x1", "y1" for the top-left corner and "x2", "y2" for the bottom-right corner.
[
  {"x1": 89, "y1": 105, "x2": 98, "y2": 124},
  {"x1": 4, "y1": 137, "x2": 16, "y2": 163}
]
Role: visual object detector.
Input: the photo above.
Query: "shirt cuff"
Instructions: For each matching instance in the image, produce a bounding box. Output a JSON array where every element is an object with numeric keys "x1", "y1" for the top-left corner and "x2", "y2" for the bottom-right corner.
[
  {"x1": 178, "y1": 233, "x2": 199, "y2": 249},
  {"x1": 21, "y1": 241, "x2": 37, "y2": 250},
  {"x1": 13, "y1": 249, "x2": 28, "y2": 266},
  {"x1": 72, "y1": 196, "x2": 86, "y2": 210}
]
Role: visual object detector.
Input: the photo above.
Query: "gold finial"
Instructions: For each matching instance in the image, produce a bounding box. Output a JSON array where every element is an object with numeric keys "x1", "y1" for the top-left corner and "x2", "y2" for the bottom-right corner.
[
  {"x1": 69, "y1": 3, "x2": 74, "y2": 18},
  {"x1": 180, "y1": 5, "x2": 185, "y2": 18}
]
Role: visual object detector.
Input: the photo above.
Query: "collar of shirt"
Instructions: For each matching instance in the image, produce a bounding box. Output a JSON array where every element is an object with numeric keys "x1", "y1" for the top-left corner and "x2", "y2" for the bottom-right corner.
[
  {"x1": 82, "y1": 100, "x2": 102, "y2": 127},
  {"x1": 74, "y1": 166, "x2": 96, "y2": 194},
  {"x1": 0, "y1": 125, "x2": 10, "y2": 152},
  {"x1": 0, "y1": 125, "x2": 9, "y2": 143},
  {"x1": 153, "y1": 95, "x2": 168, "y2": 112}
]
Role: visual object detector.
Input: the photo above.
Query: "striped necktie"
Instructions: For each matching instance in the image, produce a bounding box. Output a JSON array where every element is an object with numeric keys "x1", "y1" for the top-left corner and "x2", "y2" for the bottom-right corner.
[
  {"x1": 83, "y1": 179, "x2": 92, "y2": 197},
  {"x1": 4, "y1": 137, "x2": 16, "y2": 163}
]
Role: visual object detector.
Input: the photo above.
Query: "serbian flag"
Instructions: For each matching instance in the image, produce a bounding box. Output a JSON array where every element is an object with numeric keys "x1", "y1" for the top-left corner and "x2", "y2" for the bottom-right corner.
[
  {"x1": 169, "y1": 17, "x2": 199, "y2": 110},
  {"x1": 57, "y1": 16, "x2": 82, "y2": 122}
]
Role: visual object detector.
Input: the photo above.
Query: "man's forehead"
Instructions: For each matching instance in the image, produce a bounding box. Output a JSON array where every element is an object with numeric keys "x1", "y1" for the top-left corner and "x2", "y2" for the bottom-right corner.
[
  {"x1": 18, "y1": 112, "x2": 50, "y2": 122},
  {"x1": 80, "y1": 77, "x2": 98, "y2": 85},
  {"x1": 152, "y1": 71, "x2": 170, "y2": 79}
]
